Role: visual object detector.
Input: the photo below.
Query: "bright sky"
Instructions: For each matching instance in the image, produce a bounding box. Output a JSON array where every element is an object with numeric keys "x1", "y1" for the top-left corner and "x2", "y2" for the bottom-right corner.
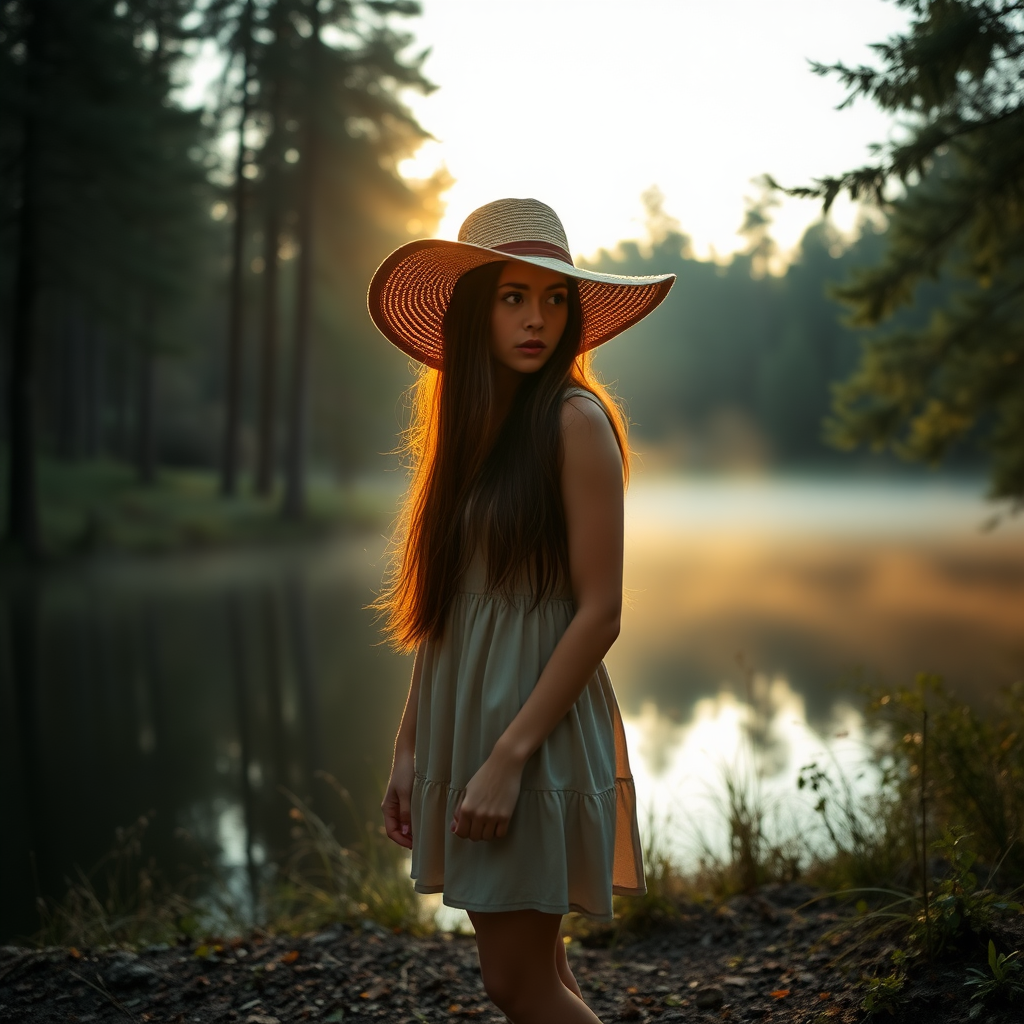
[{"x1": 397, "y1": 0, "x2": 911, "y2": 263}]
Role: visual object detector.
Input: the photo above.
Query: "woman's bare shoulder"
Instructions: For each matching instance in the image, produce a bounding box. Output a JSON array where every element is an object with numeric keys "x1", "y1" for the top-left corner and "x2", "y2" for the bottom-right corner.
[{"x1": 560, "y1": 392, "x2": 620, "y2": 468}]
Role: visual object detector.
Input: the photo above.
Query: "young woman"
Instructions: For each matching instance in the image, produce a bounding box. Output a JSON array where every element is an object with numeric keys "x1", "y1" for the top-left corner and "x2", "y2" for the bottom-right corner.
[{"x1": 368, "y1": 198, "x2": 675, "y2": 1024}]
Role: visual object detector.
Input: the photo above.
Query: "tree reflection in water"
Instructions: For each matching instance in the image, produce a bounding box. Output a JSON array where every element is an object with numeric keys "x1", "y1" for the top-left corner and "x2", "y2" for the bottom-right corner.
[{"x1": 2, "y1": 477, "x2": 1021, "y2": 941}]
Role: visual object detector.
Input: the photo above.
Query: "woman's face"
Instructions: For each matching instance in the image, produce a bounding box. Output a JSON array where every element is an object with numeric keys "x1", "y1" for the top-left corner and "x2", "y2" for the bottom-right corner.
[{"x1": 489, "y1": 261, "x2": 569, "y2": 376}]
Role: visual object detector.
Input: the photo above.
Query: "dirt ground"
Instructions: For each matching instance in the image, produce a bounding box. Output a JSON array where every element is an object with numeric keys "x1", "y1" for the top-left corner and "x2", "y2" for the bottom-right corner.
[{"x1": 2, "y1": 885, "x2": 1021, "y2": 1024}]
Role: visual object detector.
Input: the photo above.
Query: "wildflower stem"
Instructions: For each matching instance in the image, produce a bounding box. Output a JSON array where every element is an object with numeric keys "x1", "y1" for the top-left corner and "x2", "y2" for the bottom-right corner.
[{"x1": 920, "y1": 706, "x2": 930, "y2": 955}]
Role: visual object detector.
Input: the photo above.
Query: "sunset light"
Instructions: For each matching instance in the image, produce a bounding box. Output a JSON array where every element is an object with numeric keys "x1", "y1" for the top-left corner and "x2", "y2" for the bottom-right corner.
[
  {"x1": 399, "y1": 0, "x2": 911, "y2": 261},
  {"x1": 4, "y1": 1, "x2": 1022, "y2": 1014}
]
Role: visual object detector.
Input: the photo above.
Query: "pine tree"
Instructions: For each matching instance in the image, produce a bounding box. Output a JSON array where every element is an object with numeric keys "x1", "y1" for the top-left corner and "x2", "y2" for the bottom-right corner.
[
  {"x1": 252, "y1": 0, "x2": 290, "y2": 498},
  {"x1": 270, "y1": 0, "x2": 439, "y2": 518},
  {"x1": 777, "y1": 0, "x2": 1024, "y2": 511},
  {"x1": 0, "y1": 0, "x2": 213, "y2": 548},
  {"x1": 219, "y1": 0, "x2": 256, "y2": 498}
]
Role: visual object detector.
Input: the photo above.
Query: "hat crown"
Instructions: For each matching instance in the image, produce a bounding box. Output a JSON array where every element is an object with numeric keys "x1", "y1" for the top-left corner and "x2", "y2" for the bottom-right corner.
[{"x1": 458, "y1": 198, "x2": 570, "y2": 253}]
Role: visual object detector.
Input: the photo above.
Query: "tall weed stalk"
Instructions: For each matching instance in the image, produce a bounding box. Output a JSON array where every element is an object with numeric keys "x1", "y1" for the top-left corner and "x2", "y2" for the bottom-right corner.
[
  {"x1": 34, "y1": 815, "x2": 204, "y2": 949},
  {"x1": 265, "y1": 771, "x2": 427, "y2": 935}
]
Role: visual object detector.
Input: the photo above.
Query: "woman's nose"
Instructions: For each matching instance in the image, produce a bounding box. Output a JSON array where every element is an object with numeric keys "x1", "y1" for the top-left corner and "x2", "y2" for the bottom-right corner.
[{"x1": 523, "y1": 298, "x2": 545, "y2": 328}]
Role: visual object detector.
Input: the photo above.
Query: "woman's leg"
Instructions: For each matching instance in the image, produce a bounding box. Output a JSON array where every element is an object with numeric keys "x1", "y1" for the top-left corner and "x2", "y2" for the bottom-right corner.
[
  {"x1": 555, "y1": 931, "x2": 584, "y2": 999},
  {"x1": 469, "y1": 910, "x2": 602, "y2": 1024}
]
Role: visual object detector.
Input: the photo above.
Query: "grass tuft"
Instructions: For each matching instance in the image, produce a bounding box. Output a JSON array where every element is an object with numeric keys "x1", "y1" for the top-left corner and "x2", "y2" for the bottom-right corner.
[
  {"x1": 33, "y1": 815, "x2": 206, "y2": 950},
  {"x1": 264, "y1": 771, "x2": 428, "y2": 936}
]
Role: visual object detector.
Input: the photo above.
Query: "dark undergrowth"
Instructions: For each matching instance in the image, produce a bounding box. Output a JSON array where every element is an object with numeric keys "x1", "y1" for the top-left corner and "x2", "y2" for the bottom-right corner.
[{"x1": 23, "y1": 674, "x2": 1024, "y2": 1018}]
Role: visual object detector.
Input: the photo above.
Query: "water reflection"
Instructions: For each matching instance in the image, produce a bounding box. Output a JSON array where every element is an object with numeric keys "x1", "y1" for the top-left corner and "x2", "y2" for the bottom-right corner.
[
  {"x1": 611, "y1": 476, "x2": 1024, "y2": 722},
  {"x1": 1, "y1": 476, "x2": 1021, "y2": 941},
  {"x1": 622, "y1": 674, "x2": 877, "y2": 869},
  {"x1": 0, "y1": 542, "x2": 413, "y2": 941}
]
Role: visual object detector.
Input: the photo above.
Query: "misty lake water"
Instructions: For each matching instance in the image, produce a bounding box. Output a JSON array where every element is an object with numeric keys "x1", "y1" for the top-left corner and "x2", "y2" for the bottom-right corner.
[{"x1": 3, "y1": 475, "x2": 1023, "y2": 940}]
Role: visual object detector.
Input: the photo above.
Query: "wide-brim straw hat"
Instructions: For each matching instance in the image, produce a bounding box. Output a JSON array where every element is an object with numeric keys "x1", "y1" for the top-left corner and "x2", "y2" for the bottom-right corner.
[{"x1": 367, "y1": 197, "x2": 676, "y2": 369}]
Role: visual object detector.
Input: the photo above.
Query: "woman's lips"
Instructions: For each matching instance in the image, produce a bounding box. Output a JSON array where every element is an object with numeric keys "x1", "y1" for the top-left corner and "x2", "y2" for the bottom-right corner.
[{"x1": 517, "y1": 341, "x2": 545, "y2": 354}]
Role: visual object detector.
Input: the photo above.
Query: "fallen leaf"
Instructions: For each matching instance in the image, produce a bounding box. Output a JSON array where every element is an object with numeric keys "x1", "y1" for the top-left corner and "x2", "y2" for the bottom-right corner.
[
  {"x1": 770, "y1": 989, "x2": 791, "y2": 999},
  {"x1": 819, "y1": 991, "x2": 832, "y2": 1000},
  {"x1": 626, "y1": 985, "x2": 638, "y2": 994},
  {"x1": 280, "y1": 950, "x2": 300, "y2": 965},
  {"x1": 448, "y1": 1004, "x2": 461, "y2": 1013},
  {"x1": 69, "y1": 948, "x2": 81, "y2": 959},
  {"x1": 246, "y1": 1016, "x2": 281, "y2": 1024},
  {"x1": 619, "y1": 997, "x2": 642, "y2": 1020}
]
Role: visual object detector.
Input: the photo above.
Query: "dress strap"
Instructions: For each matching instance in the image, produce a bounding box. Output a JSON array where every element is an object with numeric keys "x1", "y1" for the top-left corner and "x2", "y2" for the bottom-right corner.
[{"x1": 563, "y1": 386, "x2": 612, "y2": 422}]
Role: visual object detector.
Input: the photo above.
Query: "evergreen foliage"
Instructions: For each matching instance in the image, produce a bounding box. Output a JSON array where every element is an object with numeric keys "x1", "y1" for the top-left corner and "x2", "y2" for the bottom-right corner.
[
  {"x1": 0, "y1": 0, "x2": 444, "y2": 551},
  {"x1": 3, "y1": 1, "x2": 1001, "y2": 554},
  {"x1": 776, "y1": 0, "x2": 1024, "y2": 508},
  {"x1": 584, "y1": 188, "x2": 920, "y2": 468}
]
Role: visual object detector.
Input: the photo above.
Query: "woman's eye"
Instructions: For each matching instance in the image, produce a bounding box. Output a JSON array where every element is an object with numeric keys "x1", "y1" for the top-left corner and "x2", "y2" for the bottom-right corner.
[
  {"x1": 502, "y1": 292, "x2": 522, "y2": 305},
  {"x1": 548, "y1": 293, "x2": 567, "y2": 306}
]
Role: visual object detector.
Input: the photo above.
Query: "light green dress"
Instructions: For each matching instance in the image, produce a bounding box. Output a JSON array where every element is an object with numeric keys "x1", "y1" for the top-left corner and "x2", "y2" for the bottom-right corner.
[{"x1": 409, "y1": 397, "x2": 646, "y2": 920}]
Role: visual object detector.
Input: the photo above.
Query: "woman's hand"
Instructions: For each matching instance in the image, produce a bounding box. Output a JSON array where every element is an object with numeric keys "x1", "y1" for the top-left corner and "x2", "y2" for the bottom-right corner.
[
  {"x1": 451, "y1": 747, "x2": 524, "y2": 842},
  {"x1": 381, "y1": 749, "x2": 415, "y2": 849}
]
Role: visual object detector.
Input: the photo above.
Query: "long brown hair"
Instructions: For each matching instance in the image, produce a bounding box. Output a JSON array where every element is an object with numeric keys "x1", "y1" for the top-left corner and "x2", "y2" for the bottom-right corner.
[{"x1": 377, "y1": 260, "x2": 630, "y2": 651}]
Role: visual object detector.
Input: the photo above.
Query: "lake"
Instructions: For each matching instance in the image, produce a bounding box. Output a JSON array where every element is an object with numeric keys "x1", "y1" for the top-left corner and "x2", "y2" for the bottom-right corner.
[{"x1": 2, "y1": 475, "x2": 1022, "y2": 941}]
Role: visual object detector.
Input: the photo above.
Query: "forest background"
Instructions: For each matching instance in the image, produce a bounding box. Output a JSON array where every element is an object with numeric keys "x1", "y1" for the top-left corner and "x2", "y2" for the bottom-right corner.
[
  {"x1": 1, "y1": 4, "x2": 1023, "y2": 1007},
  {"x1": 0, "y1": 0, "x2": 998, "y2": 560}
]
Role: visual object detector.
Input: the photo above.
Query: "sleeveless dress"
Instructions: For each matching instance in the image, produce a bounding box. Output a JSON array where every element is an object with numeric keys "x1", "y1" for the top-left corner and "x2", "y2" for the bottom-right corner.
[{"x1": 409, "y1": 391, "x2": 646, "y2": 920}]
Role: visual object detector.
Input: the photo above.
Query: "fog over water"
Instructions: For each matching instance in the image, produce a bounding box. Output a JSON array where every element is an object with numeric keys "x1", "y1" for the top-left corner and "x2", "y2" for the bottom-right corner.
[{"x1": 2, "y1": 475, "x2": 1021, "y2": 940}]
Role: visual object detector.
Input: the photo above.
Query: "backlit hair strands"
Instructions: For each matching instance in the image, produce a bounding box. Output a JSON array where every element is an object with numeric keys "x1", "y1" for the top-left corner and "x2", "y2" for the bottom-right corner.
[
  {"x1": 374, "y1": 264, "x2": 630, "y2": 651},
  {"x1": 367, "y1": 198, "x2": 674, "y2": 650}
]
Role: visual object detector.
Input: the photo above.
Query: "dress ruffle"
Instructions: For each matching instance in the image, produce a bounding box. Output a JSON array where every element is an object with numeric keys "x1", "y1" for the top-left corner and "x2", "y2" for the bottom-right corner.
[{"x1": 410, "y1": 588, "x2": 645, "y2": 921}]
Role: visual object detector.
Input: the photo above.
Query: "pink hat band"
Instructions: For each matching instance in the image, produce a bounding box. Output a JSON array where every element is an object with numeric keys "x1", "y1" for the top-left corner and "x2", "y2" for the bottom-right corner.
[{"x1": 490, "y1": 239, "x2": 574, "y2": 265}]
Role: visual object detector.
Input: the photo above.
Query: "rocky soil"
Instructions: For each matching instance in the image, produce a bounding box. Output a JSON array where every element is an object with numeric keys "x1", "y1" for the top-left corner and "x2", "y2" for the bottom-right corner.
[{"x1": 2, "y1": 885, "x2": 1021, "y2": 1024}]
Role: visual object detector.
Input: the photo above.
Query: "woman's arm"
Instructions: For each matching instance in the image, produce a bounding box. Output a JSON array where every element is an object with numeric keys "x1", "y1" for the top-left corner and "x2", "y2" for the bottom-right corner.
[
  {"x1": 381, "y1": 645, "x2": 424, "y2": 849},
  {"x1": 451, "y1": 395, "x2": 624, "y2": 842}
]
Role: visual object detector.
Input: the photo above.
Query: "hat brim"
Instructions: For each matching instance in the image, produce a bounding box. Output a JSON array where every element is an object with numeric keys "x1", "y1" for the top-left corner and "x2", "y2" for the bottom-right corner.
[{"x1": 367, "y1": 239, "x2": 675, "y2": 369}]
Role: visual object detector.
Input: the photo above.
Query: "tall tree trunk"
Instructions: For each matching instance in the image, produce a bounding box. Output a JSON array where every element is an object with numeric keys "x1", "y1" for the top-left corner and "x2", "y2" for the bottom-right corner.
[
  {"x1": 82, "y1": 316, "x2": 103, "y2": 460},
  {"x1": 254, "y1": 194, "x2": 281, "y2": 497},
  {"x1": 55, "y1": 299, "x2": 86, "y2": 462},
  {"x1": 6, "y1": 0, "x2": 47, "y2": 554},
  {"x1": 220, "y1": 0, "x2": 256, "y2": 498},
  {"x1": 112, "y1": 334, "x2": 130, "y2": 461},
  {"x1": 53, "y1": 301, "x2": 76, "y2": 461},
  {"x1": 135, "y1": 294, "x2": 157, "y2": 485},
  {"x1": 254, "y1": 18, "x2": 284, "y2": 498},
  {"x1": 281, "y1": 1, "x2": 321, "y2": 521}
]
